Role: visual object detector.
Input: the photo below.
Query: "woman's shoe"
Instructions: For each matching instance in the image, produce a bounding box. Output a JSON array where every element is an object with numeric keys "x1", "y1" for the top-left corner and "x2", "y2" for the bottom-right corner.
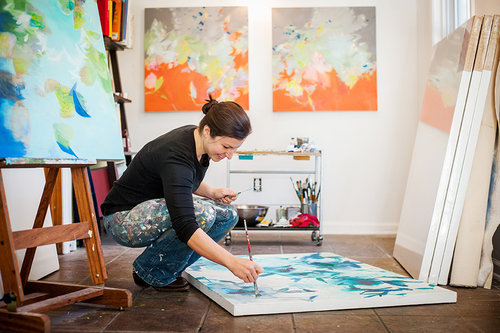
[
  {"x1": 153, "y1": 277, "x2": 190, "y2": 291},
  {"x1": 132, "y1": 271, "x2": 150, "y2": 287},
  {"x1": 132, "y1": 271, "x2": 190, "y2": 291}
]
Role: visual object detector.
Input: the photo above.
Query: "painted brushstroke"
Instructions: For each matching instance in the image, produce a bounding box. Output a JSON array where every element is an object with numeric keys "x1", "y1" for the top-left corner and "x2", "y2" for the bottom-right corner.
[
  {"x1": 419, "y1": 21, "x2": 468, "y2": 133},
  {"x1": 0, "y1": 0, "x2": 122, "y2": 160},
  {"x1": 185, "y1": 252, "x2": 455, "y2": 314},
  {"x1": 144, "y1": 7, "x2": 249, "y2": 111},
  {"x1": 272, "y1": 7, "x2": 377, "y2": 111}
]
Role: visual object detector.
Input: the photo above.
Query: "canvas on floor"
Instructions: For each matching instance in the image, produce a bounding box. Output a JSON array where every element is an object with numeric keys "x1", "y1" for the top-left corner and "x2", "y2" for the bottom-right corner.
[{"x1": 183, "y1": 252, "x2": 456, "y2": 316}]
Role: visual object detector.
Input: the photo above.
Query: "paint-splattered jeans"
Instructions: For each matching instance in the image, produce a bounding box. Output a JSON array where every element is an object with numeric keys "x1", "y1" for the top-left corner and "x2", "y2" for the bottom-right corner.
[{"x1": 103, "y1": 197, "x2": 238, "y2": 287}]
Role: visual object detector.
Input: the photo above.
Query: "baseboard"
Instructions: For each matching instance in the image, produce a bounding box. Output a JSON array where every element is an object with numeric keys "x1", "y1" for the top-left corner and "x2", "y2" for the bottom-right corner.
[{"x1": 321, "y1": 221, "x2": 398, "y2": 235}]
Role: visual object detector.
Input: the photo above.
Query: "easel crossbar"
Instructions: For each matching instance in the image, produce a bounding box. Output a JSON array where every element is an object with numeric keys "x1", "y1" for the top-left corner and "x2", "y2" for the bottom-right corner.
[
  {"x1": 16, "y1": 288, "x2": 104, "y2": 313},
  {"x1": 13, "y1": 222, "x2": 91, "y2": 250}
]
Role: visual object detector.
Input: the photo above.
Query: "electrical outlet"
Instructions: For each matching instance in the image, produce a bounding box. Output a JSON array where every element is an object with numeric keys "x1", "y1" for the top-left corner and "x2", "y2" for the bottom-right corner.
[{"x1": 253, "y1": 178, "x2": 262, "y2": 192}]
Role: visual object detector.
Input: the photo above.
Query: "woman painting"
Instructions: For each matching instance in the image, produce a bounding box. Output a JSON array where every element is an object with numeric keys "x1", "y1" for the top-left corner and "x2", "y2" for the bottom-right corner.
[{"x1": 101, "y1": 96, "x2": 263, "y2": 291}]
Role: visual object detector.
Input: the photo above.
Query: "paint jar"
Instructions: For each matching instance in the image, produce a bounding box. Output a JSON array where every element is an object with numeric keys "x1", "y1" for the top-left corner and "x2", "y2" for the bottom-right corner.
[
  {"x1": 286, "y1": 206, "x2": 301, "y2": 219},
  {"x1": 301, "y1": 201, "x2": 317, "y2": 216},
  {"x1": 275, "y1": 206, "x2": 287, "y2": 221}
]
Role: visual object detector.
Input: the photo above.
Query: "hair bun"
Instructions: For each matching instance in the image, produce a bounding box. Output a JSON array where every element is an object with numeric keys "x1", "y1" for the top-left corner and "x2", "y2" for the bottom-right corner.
[{"x1": 202, "y1": 95, "x2": 218, "y2": 114}]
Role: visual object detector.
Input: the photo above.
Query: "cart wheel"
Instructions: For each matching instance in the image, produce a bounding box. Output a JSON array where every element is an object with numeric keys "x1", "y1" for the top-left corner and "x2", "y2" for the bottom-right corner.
[
  {"x1": 316, "y1": 235, "x2": 323, "y2": 246},
  {"x1": 311, "y1": 231, "x2": 317, "y2": 241},
  {"x1": 224, "y1": 233, "x2": 231, "y2": 246}
]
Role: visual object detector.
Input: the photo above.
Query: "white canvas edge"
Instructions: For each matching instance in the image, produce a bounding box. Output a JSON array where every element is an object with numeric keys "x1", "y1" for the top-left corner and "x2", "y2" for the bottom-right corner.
[
  {"x1": 418, "y1": 71, "x2": 473, "y2": 281},
  {"x1": 438, "y1": 69, "x2": 493, "y2": 284},
  {"x1": 449, "y1": 72, "x2": 497, "y2": 287},
  {"x1": 184, "y1": 253, "x2": 457, "y2": 317},
  {"x1": 428, "y1": 69, "x2": 484, "y2": 284}
]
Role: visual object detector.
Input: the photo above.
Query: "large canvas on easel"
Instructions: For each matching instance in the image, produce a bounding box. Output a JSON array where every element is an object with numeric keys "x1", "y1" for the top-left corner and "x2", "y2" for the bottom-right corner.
[
  {"x1": 184, "y1": 253, "x2": 456, "y2": 316},
  {"x1": 0, "y1": 0, "x2": 123, "y2": 160},
  {"x1": 393, "y1": 16, "x2": 482, "y2": 280}
]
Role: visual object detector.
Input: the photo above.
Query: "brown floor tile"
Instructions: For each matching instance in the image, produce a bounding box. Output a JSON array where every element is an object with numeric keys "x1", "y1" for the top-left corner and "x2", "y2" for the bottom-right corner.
[
  {"x1": 42, "y1": 260, "x2": 91, "y2": 284},
  {"x1": 128, "y1": 289, "x2": 209, "y2": 317},
  {"x1": 294, "y1": 312, "x2": 387, "y2": 332},
  {"x1": 379, "y1": 315, "x2": 478, "y2": 333},
  {"x1": 104, "y1": 290, "x2": 209, "y2": 332},
  {"x1": 352, "y1": 257, "x2": 411, "y2": 276},
  {"x1": 375, "y1": 303, "x2": 458, "y2": 317},
  {"x1": 104, "y1": 308, "x2": 203, "y2": 332},
  {"x1": 465, "y1": 316, "x2": 500, "y2": 332},
  {"x1": 201, "y1": 302, "x2": 293, "y2": 333},
  {"x1": 454, "y1": 299, "x2": 500, "y2": 317},
  {"x1": 46, "y1": 304, "x2": 119, "y2": 333},
  {"x1": 324, "y1": 235, "x2": 389, "y2": 258},
  {"x1": 371, "y1": 235, "x2": 397, "y2": 256}
]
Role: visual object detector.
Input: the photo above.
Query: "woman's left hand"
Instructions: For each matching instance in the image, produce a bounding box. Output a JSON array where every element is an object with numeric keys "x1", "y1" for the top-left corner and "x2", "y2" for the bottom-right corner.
[{"x1": 214, "y1": 188, "x2": 238, "y2": 204}]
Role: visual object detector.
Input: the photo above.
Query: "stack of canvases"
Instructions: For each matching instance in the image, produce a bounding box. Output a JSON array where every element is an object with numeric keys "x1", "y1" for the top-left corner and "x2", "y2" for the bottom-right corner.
[{"x1": 393, "y1": 14, "x2": 500, "y2": 288}]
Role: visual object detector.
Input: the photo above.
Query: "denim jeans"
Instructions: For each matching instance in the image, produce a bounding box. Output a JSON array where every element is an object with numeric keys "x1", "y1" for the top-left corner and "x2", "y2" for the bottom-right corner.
[{"x1": 103, "y1": 197, "x2": 238, "y2": 287}]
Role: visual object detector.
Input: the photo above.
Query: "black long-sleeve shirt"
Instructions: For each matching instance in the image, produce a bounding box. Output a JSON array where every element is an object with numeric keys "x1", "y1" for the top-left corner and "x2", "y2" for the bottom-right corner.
[{"x1": 101, "y1": 125, "x2": 209, "y2": 243}]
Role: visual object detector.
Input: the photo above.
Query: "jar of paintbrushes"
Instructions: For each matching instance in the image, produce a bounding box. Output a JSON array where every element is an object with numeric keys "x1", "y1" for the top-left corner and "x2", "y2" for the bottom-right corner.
[{"x1": 290, "y1": 177, "x2": 320, "y2": 217}]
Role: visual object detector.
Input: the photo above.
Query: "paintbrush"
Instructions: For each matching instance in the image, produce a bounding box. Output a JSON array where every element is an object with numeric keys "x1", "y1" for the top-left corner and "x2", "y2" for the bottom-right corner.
[
  {"x1": 242, "y1": 218, "x2": 261, "y2": 296},
  {"x1": 223, "y1": 187, "x2": 253, "y2": 200},
  {"x1": 236, "y1": 187, "x2": 253, "y2": 195}
]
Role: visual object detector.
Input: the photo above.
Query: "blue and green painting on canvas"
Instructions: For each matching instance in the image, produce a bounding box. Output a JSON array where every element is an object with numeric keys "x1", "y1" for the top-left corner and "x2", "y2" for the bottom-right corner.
[
  {"x1": 0, "y1": 0, "x2": 123, "y2": 160},
  {"x1": 184, "y1": 252, "x2": 456, "y2": 316}
]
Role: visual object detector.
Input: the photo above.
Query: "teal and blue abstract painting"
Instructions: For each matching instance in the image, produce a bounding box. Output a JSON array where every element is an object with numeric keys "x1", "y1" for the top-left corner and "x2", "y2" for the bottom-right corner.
[
  {"x1": 0, "y1": 0, "x2": 123, "y2": 160},
  {"x1": 183, "y1": 252, "x2": 456, "y2": 316}
]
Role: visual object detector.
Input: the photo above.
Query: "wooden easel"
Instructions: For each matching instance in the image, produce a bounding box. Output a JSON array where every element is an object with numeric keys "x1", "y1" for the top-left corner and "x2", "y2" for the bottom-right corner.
[{"x1": 0, "y1": 161, "x2": 131, "y2": 332}]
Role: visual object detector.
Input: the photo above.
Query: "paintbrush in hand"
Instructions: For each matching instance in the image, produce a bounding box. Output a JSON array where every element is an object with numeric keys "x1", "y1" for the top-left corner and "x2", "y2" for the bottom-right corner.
[
  {"x1": 242, "y1": 218, "x2": 261, "y2": 296},
  {"x1": 223, "y1": 187, "x2": 253, "y2": 200}
]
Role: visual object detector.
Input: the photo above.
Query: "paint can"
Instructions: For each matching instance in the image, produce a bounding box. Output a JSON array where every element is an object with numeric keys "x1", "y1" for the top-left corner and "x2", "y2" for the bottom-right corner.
[
  {"x1": 286, "y1": 206, "x2": 301, "y2": 219},
  {"x1": 275, "y1": 206, "x2": 287, "y2": 221},
  {"x1": 301, "y1": 202, "x2": 317, "y2": 216}
]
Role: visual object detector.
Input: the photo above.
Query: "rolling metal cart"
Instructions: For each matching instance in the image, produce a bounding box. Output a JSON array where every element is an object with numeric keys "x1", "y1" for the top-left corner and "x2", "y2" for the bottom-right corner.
[{"x1": 224, "y1": 151, "x2": 323, "y2": 246}]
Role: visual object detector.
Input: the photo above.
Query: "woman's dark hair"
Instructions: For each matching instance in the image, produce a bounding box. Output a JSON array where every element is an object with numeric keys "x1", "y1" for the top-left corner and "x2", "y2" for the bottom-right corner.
[{"x1": 199, "y1": 95, "x2": 251, "y2": 139}]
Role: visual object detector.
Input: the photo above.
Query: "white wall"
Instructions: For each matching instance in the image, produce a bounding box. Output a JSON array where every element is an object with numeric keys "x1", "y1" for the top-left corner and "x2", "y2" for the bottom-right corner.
[
  {"x1": 118, "y1": 0, "x2": 421, "y2": 234},
  {"x1": 0, "y1": 169, "x2": 60, "y2": 296}
]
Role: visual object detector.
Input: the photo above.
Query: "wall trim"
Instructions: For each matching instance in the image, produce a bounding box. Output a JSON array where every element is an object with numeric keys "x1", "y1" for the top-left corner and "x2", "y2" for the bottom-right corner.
[{"x1": 321, "y1": 221, "x2": 398, "y2": 235}]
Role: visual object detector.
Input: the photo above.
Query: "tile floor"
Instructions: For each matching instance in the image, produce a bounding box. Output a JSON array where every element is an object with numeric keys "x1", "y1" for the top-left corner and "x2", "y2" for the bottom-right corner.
[{"x1": 33, "y1": 231, "x2": 500, "y2": 332}]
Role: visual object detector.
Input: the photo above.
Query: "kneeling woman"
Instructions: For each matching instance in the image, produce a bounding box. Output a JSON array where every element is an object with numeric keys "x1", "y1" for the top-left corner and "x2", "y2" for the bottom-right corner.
[{"x1": 101, "y1": 97, "x2": 263, "y2": 291}]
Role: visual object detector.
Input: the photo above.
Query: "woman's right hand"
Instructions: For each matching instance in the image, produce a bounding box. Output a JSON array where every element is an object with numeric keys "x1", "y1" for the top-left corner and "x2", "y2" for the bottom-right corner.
[{"x1": 227, "y1": 256, "x2": 264, "y2": 283}]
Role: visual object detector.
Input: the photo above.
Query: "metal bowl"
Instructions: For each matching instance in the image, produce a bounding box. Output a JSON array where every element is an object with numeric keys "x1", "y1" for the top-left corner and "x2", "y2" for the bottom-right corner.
[{"x1": 234, "y1": 204, "x2": 269, "y2": 227}]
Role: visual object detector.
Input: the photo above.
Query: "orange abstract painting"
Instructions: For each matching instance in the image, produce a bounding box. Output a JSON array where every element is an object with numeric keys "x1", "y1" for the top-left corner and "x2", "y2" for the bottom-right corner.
[
  {"x1": 418, "y1": 22, "x2": 467, "y2": 134},
  {"x1": 144, "y1": 7, "x2": 248, "y2": 111},
  {"x1": 272, "y1": 7, "x2": 377, "y2": 111}
]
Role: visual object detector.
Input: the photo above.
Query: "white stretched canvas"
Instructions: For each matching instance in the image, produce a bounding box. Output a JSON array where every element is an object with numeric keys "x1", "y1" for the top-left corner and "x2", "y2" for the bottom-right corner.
[
  {"x1": 451, "y1": 15, "x2": 500, "y2": 287},
  {"x1": 393, "y1": 16, "x2": 482, "y2": 280},
  {"x1": 429, "y1": 16, "x2": 494, "y2": 285},
  {"x1": 183, "y1": 253, "x2": 456, "y2": 316},
  {"x1": 437, "y1": 16, "x2": 500, "y2": 285}
]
